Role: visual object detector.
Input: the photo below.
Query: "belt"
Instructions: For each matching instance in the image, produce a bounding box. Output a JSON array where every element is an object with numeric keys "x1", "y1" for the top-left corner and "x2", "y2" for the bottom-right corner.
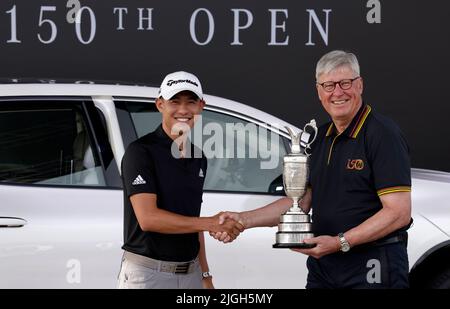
[
  {"x1": 123, "y1": 251, "x2": 198, "y2": 274},
  {"x1": 354, "y1": 232, "x2": 408, "y2": 251}
]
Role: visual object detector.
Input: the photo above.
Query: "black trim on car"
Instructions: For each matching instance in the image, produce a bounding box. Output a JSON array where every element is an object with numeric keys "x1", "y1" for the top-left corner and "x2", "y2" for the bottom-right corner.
[
  {"x1": 82, "y1": 101, "x2": 121, "y2": 188},
  {"x1": 114, "y1": 101, "x2": 140, "y2": 150}
]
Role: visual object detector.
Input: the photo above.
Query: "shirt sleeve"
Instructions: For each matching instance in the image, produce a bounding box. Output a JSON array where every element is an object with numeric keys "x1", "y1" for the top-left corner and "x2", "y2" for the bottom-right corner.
[
  {"x1": 121, "y1": 143, "x2": 157, "y2": 197},
  {"x1": 368, "y1": 123, "x2": 412, "y2": 196}
]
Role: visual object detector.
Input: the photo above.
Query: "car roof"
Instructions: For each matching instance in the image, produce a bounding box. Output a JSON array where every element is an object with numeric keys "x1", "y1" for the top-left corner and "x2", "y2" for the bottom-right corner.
[
  {"x1": 0, "y1": 82, "x2": 159, "y2": 98},
  {"x1": 0, "y1": 83, "x2": 298, "y2": 137},
  {"x1": 1, "y1": 83, "x2": 449, "y2": 177}
]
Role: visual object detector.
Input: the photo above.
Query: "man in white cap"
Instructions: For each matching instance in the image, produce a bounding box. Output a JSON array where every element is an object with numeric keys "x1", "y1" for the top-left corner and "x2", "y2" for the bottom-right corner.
[{"x1": 118, "y1": 71, "x2": 244, "y2": 289}]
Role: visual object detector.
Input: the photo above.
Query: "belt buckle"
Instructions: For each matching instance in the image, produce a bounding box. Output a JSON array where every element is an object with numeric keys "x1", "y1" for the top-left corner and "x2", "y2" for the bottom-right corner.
[{"x1": 174, "y1": 262, "x2": 191, "y2": 274}]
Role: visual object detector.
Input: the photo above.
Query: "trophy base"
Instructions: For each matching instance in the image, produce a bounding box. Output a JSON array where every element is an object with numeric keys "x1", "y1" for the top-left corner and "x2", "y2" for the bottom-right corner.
[
  {"x1": 273, "y1": 232, "x2": 316, "y2": 249},
  {"x1": 272, "y1": 243, "x2": 316, "y2": 249}
]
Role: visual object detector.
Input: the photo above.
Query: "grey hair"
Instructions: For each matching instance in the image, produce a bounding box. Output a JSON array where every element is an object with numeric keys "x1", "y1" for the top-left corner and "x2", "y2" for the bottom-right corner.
[{"x1": 315, "y1": 50, "x2": 360, "y2": 81}]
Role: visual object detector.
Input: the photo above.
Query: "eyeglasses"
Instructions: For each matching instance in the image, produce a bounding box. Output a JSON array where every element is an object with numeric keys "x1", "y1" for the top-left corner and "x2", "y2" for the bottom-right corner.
[{"x1": 317, "y1": 77, "x2": 360, "y2": 92}]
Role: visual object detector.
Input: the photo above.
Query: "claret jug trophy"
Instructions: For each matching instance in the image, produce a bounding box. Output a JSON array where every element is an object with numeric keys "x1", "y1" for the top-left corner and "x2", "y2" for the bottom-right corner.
[{"x1": 273, "y1": 120, "x2": 318, "y2": 248}]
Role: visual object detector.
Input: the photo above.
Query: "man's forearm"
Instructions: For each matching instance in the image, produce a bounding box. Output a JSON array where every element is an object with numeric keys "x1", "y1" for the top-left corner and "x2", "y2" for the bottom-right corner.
[
  {"x1": 140, "y1": 208, "x2": 216, "y2": 233},
  {"x1": 198, "y1": 232, "x2": 209, "y2": 271},
  {"x1": 241, "y1": 197, "x2": 292, "y2": 228},
  {"x1": 241, "y1": 188, "x2": 312, "y2": 229},
  {"x1": 345, "y1": 206, "x2": 411, "y2": 247}
]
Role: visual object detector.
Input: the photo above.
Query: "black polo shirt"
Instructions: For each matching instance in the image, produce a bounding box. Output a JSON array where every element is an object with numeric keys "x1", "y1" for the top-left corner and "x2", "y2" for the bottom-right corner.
[
  {"x1": 121, "y1": 124, "x2": 207, "y2": 262},
  {"x1": 309, "y1": 104, "x2": 411, "y2": 236}
]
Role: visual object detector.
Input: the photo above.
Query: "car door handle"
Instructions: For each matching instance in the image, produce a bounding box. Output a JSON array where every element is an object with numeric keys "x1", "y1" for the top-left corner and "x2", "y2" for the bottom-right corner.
[{"x1": 0, "y1": 217, "x2": 28, "y2": 228}]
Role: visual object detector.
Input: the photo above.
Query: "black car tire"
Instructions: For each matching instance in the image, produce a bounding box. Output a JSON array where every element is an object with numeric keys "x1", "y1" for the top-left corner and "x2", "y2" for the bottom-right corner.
[{"x1": 426, "y1": 267, "x2": 450, "y2": 289}]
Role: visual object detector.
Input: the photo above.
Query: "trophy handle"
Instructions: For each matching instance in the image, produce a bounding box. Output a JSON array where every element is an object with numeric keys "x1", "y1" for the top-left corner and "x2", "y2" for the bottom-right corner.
[{"x1": 302, "y1": 119, "x2": 318, "y2": 156}]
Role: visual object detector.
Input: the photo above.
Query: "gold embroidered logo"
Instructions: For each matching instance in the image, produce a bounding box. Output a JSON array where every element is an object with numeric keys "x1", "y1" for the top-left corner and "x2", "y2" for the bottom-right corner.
[{"x1": 346, "y1": 159, "x2": 364, "y2": 170}]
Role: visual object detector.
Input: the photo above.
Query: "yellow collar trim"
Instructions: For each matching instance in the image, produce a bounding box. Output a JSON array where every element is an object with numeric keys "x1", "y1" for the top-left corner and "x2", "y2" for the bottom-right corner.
[
  {"x1": 350, "y1": 105, "x2": 372, "y2": 138},
  {"x1": 325, "y1": 123, "x2": 334, "y2": 137}
]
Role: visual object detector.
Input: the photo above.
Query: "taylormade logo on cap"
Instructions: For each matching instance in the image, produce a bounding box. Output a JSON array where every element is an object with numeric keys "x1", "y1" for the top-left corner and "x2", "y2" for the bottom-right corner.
[
  {"x1": 159, "y1": 71, "x2": 203, "y2": 100},
  {"x1": 166, "y1": 79, "x2": 198, "y2": 87}
]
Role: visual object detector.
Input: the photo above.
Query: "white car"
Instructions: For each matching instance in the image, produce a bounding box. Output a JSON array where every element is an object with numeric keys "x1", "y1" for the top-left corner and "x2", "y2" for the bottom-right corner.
[{"x1": 0, "y1": 82, "x2": 449, "y2": 288}]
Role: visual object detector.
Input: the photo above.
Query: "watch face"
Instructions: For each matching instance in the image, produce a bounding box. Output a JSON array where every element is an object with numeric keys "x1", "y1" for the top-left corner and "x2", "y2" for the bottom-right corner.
[
  {"x1": 339, "y1": 234, "x2": 350, "y2": 252},
  {"x1": 341, "y1": 243, "x2": 350, "y2": 252}
]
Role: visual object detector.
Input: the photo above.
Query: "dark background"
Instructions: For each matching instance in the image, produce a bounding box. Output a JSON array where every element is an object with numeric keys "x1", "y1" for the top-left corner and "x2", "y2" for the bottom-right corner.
[{"x1": 0, "y1": 0, "x2": 449, "y2": 171}]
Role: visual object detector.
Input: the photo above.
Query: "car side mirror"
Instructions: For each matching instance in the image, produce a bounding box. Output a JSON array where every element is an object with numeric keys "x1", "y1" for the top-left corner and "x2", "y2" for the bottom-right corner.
[{"x1": 268, "y1": 174, "x2": 285, "y2": 195}]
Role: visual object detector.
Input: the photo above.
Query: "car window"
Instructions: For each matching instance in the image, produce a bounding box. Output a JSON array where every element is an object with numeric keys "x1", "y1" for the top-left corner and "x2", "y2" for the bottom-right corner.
[
  {"x1": 0, "y1": 100, "x2": 106, "y2": 186},
  {"x1": 115, "y1": 100, "x2": 286, "y2": 194},
  {"x1": 197, "y1": 111, "x2": 286, "y2": 193}
]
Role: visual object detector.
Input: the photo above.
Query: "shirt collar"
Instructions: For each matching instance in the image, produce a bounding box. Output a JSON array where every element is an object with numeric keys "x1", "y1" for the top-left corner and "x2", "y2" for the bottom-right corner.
[
  {"x1": 325, "y1": 104, "x2": 372, "y2": 139},
  {"x1": 154, "y1": 124, "x2": 197, "y2": 158},
  {"x1": 155, "y1": 124, "x2": 174, "y2": 147}
]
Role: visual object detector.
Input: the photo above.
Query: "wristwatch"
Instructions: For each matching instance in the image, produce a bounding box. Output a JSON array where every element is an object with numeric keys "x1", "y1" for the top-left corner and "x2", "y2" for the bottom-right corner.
[
  {"x1": 202, "y1": 271, "x2": 212, "y2": 279},
  {"x1": 338, "y1": 232, "x2": 351, "y2": 252}
]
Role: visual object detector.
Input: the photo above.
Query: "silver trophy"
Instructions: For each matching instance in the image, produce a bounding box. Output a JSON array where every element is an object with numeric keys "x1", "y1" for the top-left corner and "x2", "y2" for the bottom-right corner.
[{"x1": 273, "y1": 120, "x2": 318, "y2": 248}]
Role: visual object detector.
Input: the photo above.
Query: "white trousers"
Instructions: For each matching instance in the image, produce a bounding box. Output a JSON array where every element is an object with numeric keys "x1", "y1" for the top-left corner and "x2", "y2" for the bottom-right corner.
[{"x1": 117, "y1": 255, "x2": 203, "y2": 289}]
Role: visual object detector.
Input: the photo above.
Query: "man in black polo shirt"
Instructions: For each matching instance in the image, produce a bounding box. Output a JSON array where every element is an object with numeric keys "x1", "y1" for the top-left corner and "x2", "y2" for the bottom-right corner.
[
  {"x1": 117, "y1": 71, "x2": 244, "y2": 289},
  {"x1": 213, "y1": 51, "x2": 412, "y2": 288}
]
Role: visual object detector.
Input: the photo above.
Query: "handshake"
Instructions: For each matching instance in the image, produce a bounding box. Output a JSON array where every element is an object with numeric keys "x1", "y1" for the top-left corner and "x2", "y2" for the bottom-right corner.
[{"x1": 208, "y1": 212, "x2": 245, "y2": 243}]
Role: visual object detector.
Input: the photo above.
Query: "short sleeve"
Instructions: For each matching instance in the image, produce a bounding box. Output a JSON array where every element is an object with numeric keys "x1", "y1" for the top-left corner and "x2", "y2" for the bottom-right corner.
[
  {"x1": 368, "y1": 123, "x2": 411, "y2": 196},
  {"x1": 121, "y1": 143, "x2": 157, "y2": 197}
]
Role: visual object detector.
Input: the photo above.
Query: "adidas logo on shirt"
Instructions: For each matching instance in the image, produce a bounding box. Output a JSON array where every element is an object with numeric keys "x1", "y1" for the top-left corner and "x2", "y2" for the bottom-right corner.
[
  {"x1": 132, "y1": 175, "x2": 146, "y2": 185},
  {"x1": 199, "y1": 168, "x2": 204, "y2": 178}
]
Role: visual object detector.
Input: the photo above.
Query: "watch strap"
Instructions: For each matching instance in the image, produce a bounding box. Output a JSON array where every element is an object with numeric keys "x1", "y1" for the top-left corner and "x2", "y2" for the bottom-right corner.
[{"x1": 202, "y1": 271, "x2": 212, "y2": 279}]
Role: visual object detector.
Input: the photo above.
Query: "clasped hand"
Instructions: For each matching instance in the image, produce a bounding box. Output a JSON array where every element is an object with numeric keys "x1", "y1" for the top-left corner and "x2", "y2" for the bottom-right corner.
[{"x1": 209, "y1": 212, "x2": 243, "y2": 243}]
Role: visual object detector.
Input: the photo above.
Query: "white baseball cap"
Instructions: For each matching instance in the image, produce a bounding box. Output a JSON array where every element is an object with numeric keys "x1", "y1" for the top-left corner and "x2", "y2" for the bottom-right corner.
[{"x1": 158, "y1": 71, "x2": 203, "y2": 100}]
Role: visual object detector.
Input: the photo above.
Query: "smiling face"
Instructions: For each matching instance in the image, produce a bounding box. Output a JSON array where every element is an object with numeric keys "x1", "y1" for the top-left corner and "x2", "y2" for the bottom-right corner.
[
  {"x1": 316, "y1": 66, "x2": 363, "y2": 128},
  {"x1": 156, "y1": 90, "x2": 205, "y2": 140}
]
